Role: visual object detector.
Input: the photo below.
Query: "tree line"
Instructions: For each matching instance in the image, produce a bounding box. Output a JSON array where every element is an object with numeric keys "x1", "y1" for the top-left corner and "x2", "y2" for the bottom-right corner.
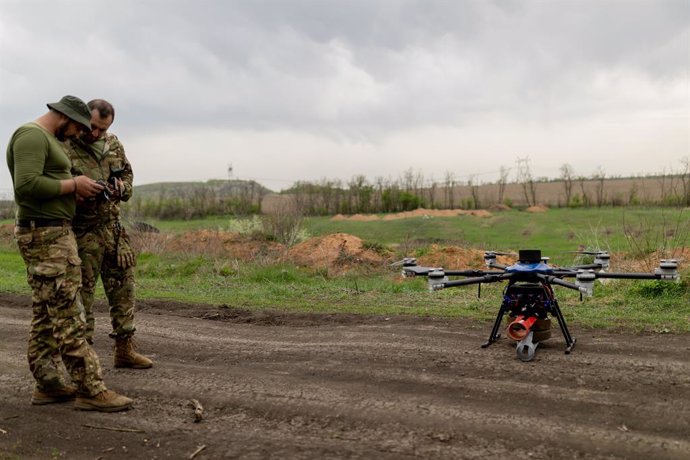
[{"x1": 1, "y1": 159, "x2": 687, "y2": 221}]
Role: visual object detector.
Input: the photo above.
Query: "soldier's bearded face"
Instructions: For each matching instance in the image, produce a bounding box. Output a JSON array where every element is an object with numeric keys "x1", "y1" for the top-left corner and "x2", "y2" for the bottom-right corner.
[{"x1": 55, "y1": 119, "x2": 80, "y2": 141}]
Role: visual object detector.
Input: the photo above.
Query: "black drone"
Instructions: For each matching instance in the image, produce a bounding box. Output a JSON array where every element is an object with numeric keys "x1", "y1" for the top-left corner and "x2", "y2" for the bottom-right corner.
[{"x1": 401, "y1": 249, "x2": 680, "y2": 361}]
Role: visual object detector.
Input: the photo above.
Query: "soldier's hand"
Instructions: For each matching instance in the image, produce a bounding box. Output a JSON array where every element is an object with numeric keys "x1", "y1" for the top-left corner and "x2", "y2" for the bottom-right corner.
[
  {"x1": 74, "y1": 176, "x2": 104, "y2": 199},
  {"x1": 117, "y1": 244, "x2": 136, "y2": 268},
  {"x1": 109, "y1": 178, "x2": 124, "y2": 199},
  {"x1": 115, "y1": 178, "x2": 124, "y2": 194}
]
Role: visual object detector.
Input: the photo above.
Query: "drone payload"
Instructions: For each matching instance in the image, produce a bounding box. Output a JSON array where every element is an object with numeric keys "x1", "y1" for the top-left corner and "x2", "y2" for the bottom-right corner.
[{"x1": 402, "y1": 249, "x2": 680, "y2": 362}]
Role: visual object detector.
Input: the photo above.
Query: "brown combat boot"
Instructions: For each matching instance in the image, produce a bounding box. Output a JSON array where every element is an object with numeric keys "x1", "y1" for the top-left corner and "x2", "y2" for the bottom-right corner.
[
  {"x1": 31, "y1": 385, "x2": 77, "y2": 405},
  {"x1": 114, "y1": 336, "x2": 153, "y2": 369},
  {"x1": 74, "y1": 390, "x2": 133, "y2": 412}
]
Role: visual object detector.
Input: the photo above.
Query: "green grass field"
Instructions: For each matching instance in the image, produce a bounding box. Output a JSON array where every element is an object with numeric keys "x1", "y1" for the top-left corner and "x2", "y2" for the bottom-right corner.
[
  {"x1": 1, "y1": 207, "x2": 688, "y2": 332},
  {"x1": 303, "y1": 207, "x2": 689, "y2": 261},
  {"x1": 99, "y1": 207, "x2": 690, "y2": 260}
]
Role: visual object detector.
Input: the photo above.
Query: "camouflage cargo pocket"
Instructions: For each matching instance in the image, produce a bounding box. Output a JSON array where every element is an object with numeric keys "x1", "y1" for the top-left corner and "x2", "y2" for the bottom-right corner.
[{"x1": 18, "y1": 227, "x2": 81, "y2": 278}]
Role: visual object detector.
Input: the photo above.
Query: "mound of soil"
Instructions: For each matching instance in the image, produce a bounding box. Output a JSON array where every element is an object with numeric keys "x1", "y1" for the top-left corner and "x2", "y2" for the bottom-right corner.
[
  {"x1": 526, "y1": 205, "x2": 549, "y2": 213},
  {"x1": 348, "y1": 214, "x2": 380, "y2": 222},
  {"x1": 331, "y1": 208, "x2": 493, "y2": 221},
  {"x1": 488, "y1": 203, "x2": 511, "y2": 211},
  {"x1": 287, "y1": 232, "x2": 386, "y2": 271},
  {"x1": 416, "y1": 245, "x2": 517, "y2": 269},
  {"x1": 134, "y1": 230, "x2": 285, "y2": 262},
  {"x1": 130, "y1": 230, "x2": 390, "y2": 273}
]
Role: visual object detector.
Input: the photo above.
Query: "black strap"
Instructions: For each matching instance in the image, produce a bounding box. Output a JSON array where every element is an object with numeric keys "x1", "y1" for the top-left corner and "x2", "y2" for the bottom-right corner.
[{"x1": 16, "y1": 219, "x2": 70, "y2": 228}]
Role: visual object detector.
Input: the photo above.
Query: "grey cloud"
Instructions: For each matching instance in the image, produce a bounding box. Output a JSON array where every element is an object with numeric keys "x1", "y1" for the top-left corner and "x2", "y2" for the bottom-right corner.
[{"x1": 0, "y1": 0, "x2": 687, "y2": 140}]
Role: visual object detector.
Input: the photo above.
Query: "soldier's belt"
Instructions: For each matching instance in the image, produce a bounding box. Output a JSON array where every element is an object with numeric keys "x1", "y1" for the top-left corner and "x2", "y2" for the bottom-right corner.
[{"x1": 16, "y1": 219, "x2": 70, "y2": 228}]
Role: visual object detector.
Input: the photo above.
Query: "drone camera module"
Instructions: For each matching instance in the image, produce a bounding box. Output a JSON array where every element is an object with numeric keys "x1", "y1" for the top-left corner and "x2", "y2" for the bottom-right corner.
[{"x1": 518, "y1": 249, "x2": 542, "y2": 264}]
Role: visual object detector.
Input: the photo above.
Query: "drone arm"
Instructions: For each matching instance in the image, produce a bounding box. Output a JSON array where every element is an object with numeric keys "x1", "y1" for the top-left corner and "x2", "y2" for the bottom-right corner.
[
  {"x1": 595, "y1": 272, "x2": 663, "y2": 280},
  {"x1": 402, "y1": 266, "x2": 435, "y2": 277},
  {"x1": 442, "y1": 273, "x2": 512, "y2": 288},
  {"x1": 443, "y1": 269, "x2": 505, "y2": 277},
  {"x1": 404, "y1": 267, "x2": 506, "y2": 278},
  {"x1": 567, "y1": 263, "x2": 603, "y2": 270},
  {"x1": 487, "y1": 262, "x2": 509, "y2": 270},
  {"x1": 551, "y1": 269, "x2": 578, "y2": 278},
  {"x1": 538, "y1": 274, "x2": 583, "y2": 292}
]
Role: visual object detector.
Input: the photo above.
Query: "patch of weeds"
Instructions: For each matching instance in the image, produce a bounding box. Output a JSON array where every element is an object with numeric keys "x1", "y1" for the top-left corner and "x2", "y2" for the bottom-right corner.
[
  {"x1": 362, "y1": 240, "x2": 391, "y2": 255},
  {"x1": 622, "y1": 209, "x2": 689, "y2": 270},
  {"x1": 179, "y1": 258, "x2": 206, "y2": 276},
  {"x1": 136, "y1": 255, "x2": 207, "y2": 278},
  {"x1": 245, "y1": 265, "x2": 310, "y2": 283},
  {"x1": 629, "y1": 280, "x2": 687, "y2": 298},
  {"x1": 212, "y1": 259, "x2": 240, "y2": 278},
  {"x1": 387, "y1": 280, "x2": 427, "y2": 294},
  {"x1": 311, "y1": 266, "x2": 331, "y2": 280}
]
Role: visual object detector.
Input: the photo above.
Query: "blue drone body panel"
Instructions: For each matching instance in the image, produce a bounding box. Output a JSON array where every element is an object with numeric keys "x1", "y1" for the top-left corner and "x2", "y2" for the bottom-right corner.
[{"x1": 505, "y1": 262, "x2": 553, "y2": 274}]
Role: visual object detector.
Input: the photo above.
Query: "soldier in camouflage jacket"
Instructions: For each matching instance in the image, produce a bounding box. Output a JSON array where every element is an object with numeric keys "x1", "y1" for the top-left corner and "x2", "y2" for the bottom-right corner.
[
  {"x1": 7, "y1": 95, "x2": 132, "y2": 411},
  {"x1": 64, "y1": 99, "x2": 152, "y2": 369}
]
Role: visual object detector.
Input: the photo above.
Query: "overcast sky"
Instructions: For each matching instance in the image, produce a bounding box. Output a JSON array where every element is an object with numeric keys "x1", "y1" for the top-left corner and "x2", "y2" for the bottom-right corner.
[{"x1": 1, "y1": 0, "x2": 688, "y2": 192}]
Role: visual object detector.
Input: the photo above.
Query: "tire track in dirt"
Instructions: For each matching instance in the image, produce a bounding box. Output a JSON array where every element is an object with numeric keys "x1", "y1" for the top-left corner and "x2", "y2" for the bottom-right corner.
[{"x1": 1, "y1": 298, "x2": 689, "y2": 459}]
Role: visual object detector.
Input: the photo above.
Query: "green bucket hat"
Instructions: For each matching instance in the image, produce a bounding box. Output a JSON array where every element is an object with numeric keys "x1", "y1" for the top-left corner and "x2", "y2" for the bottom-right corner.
[{"x1": 46, "y1": 95, "x2": 92, "y2": 130}]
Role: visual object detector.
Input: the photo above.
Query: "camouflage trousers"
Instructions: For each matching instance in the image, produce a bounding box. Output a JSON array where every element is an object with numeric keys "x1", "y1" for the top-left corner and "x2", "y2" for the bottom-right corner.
[
  {"x1": 14, "y1": 224, "x2": 107, "y2": 396},
  {"x1": 74, "y1": 220, "x2": 136, "y2": 342}
]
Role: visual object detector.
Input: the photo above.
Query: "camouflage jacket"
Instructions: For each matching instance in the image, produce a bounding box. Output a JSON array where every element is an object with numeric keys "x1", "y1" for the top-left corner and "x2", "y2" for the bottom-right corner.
[{"x1": 64, "y1": 133, "x2": 134, "y2": 228}]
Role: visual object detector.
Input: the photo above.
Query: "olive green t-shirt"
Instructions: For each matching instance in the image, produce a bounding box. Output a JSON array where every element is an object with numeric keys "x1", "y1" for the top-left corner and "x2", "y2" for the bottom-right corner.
[{"x1": 6, "y1": 122, "x2": 75, "y2": 219}]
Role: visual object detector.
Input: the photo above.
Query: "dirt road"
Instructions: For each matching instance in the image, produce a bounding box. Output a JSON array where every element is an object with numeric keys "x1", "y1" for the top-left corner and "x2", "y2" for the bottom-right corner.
[{"x1": 1, "y1": 293, "x2": 689, "y2": 459}]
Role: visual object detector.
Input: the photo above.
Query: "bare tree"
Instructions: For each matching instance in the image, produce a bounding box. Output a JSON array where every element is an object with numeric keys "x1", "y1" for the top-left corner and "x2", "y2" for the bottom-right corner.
[
  {"x1": 426, "y1": 176, "x2": 437, "y2": 208},
  {"x1": 680, "y1": 157, "x2": 690, "y2": 206},
  {"x1": 497, "y1": 166, "x2": 510, "y2": 205},
  {"x1": 348, "y1": 174, "x2": 374, "y2": 213},
  {"x1": 468, "y1": 175, "x2": 480, "y2": 209},
  {"x1": 658, "y1": 167, "x2": 680, "y2": 205},
  {"x1": 559, "y1": 163, "x2": 574, "y2": 207},
  {"x1": 516, "y1": 157, "x2": 537, "y2": 207},
  {"x1": 443, "y1": 170, "x2": 456, "y2": 209},
  {"x1": 577, "y1": 176, "x2": 590, "y2": 207},
  {"x1": 592, "y1": 167, "x2": 606, "y2": 207},
  {"x1": 413, "y1": 170, "x2": 425, "y2": 203},
  {"x1": 402, "y1": 168, "x2": 415, "y2": 193},
  {"x1": 373, "y1": 176, "x2": 386, "y2": 211},
  {"x1": 317, "y1": 178, "x2": 336, "y2": 215}
]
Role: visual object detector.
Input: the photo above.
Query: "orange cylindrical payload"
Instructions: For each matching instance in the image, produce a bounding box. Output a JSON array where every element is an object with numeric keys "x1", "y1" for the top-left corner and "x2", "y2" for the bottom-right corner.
[{"x1": 506, "y1": 315, "x2": 537, "y2": 341}]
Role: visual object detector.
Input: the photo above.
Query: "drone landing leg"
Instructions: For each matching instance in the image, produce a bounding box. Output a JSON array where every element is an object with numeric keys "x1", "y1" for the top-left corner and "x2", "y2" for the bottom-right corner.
[
  {"x1": 516, "y1": 331, "x2": 538, "y2": 362},
  {"x1": 552, "y1": 301, "x2": 576, "y2": 354},
  {"x1": 481, "y1": 303, "x2": 508, "y2": 348}
]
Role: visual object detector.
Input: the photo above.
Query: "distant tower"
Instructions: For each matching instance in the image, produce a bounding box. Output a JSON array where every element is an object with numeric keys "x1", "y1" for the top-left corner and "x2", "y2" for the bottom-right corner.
[
  {"x1": 516, "y1": 157, "x2": 531, "y2": 183},
  {"x1": 227, "y1": 163, "x2": 233, "y2": 180}
]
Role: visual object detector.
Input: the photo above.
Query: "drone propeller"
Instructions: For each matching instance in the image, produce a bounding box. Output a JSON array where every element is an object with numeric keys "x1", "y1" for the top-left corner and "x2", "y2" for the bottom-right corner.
[
  {"x1": 565, "y1": 250, "x2": 608, "y2": 256},
  {"x1": 564, "y1": 250, "x2": 611, "y2": 270},
  {"x1": 390, "y1": 257, "x2": 418, "y2": 267},
  {"x1": 484, "y1": 250, "x2": 517, "y2": 256}
]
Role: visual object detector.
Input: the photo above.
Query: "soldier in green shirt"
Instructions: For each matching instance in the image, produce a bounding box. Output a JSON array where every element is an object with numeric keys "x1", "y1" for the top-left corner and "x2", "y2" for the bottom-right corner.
[
  {"x1": 6, "y1": 95, "x2": 133, "y2": 412},
  {"x1": 65, "y1": 99, "x2": 153, "y2": 369}
]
